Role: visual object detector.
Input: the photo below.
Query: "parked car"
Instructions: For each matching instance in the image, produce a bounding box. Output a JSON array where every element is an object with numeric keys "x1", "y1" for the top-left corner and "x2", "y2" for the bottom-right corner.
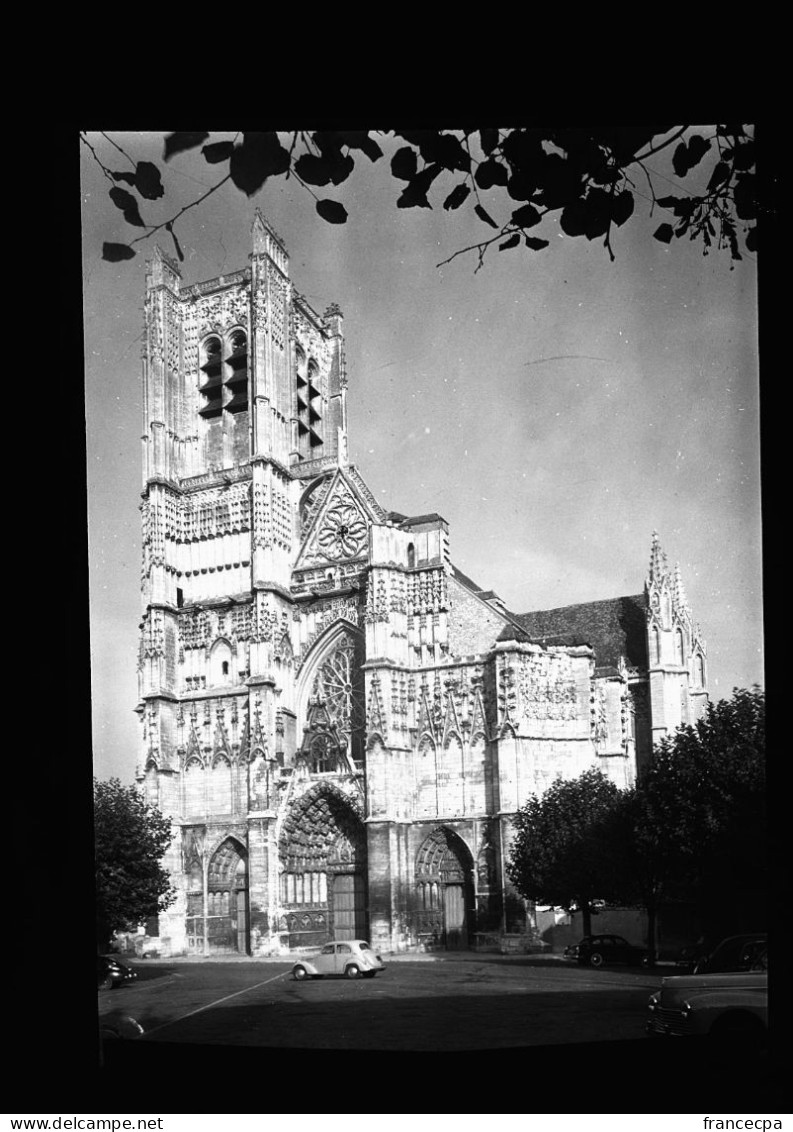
[
  {"x1": 292, "y1": 940, "x2": 386, "y2": 980},
  {"x1": 647, "y1": 966, "x2": 768, "y2": 1046},
  {"x1": 563, "y1": 934, "x2": 648, "y2": 968},
  {"x1": 97, "y1": 955, "x2": 138, "y2": 990},
  {"x1": 691, "y1": 933, "x2": 767, "y2": 975}
]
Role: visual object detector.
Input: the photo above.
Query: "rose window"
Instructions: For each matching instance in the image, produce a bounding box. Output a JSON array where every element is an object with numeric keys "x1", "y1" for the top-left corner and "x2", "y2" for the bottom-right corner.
[{"x1": 317, "y1": 502, "x2": 367, "y2": 560}]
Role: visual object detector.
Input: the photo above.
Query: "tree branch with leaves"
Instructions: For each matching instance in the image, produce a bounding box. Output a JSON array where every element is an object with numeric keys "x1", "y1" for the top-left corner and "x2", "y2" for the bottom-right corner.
[{"x1": 82, "y1": 126, "x2": 757, "y2": 271}]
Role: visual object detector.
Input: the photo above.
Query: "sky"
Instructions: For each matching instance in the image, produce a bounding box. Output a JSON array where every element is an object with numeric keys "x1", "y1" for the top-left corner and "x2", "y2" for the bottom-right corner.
[{"x1": 81, "y1": 130, "x2": 762, "y2": 785}]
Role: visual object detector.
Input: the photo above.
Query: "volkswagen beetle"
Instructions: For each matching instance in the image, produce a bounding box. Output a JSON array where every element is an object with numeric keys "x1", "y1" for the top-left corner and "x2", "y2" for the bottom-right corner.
[{"x1": 292, "y1": 940, "x2": 386, "y2": 980}]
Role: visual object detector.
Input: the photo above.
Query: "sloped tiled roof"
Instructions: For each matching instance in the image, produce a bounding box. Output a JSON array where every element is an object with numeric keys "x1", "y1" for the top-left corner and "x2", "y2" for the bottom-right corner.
[
  {"x1": 449, "y1": 563, "x2": 487, "y2": 594},
  {"x1": 509, "y1": 594, "x2": 648, "y2": 669}
]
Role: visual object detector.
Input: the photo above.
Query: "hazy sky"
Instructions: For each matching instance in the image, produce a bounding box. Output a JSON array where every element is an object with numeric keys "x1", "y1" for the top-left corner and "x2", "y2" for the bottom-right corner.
[{"x1": 81, "y1": 130, "x2": 762, "y2": 785}]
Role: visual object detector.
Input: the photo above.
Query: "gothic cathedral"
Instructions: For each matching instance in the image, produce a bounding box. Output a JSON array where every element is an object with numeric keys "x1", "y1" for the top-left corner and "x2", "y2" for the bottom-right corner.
[{"x1": 137, "y1": 212, "x2": 709, "y2": 957}]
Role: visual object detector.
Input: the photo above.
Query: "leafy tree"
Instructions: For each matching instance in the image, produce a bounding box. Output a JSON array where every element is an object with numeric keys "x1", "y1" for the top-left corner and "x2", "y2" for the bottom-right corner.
[
  {"x1": 82, "y1": 127, "x2": 758, "y2": 271},
  {"x1": 94, "y1": 777, "x2": 176, "y2": 950},
  {"x1": 634, "y1": 687, "x2": 767, "y2": 946},
  {"x1": 507, "y1": 767, "x2": 623, "y2": 936}
]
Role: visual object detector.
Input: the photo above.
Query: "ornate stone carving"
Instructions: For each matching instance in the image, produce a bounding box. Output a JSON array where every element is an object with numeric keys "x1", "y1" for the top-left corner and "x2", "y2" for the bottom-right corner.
[{"x1": 317, "y1": 497, "x2": 368, "y2": 560}]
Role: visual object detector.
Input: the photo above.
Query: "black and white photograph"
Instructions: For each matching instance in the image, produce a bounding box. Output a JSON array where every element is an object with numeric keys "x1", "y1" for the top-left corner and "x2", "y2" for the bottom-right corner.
[{"x1": 78, "y1": 127, "x2": 775, "y2": 1105}]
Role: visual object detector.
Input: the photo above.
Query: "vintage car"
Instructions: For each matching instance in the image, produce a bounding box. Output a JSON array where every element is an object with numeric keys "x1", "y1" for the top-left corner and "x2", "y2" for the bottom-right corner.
[
  {"x1": 691, "y1": 933, "x2": 767, "y2": 975},
  {"x1": 563, "y1": 934, "x2": 648, "y2": 968},
  {"x1": 647, "y1": 965, "x2": 768, "y2": 1046},
  {"x1": 97, "y1": 955, "x2": 138, "y2": 990},
  {"x1": 292, "y1": 940, "x2": 386, "y2": 980}
]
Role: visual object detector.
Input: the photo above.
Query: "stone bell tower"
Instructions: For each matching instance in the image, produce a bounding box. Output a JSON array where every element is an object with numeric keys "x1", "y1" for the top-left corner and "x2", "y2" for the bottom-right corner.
[{"x1": 136, "y1": 211, "x2": 351, "y2": 955}]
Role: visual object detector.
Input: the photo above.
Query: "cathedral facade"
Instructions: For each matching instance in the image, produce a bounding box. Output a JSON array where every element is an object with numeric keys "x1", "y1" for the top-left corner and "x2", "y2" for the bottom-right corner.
[{"x1": 136, "y1": 212, "x2": 709, "y2": 957}]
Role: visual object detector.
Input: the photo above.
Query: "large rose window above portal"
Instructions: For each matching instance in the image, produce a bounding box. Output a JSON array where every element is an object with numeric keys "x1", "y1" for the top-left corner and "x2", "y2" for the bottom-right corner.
[{"x1": 317, "y1": 500, "x2": 368, "y2": 560}]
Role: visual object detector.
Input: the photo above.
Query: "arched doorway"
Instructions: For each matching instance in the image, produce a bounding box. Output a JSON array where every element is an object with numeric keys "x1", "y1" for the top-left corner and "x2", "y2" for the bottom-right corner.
[
  {"x1": 415, "y1": 828, "x2": 475, "y2": 950},
  {"x1": 206, "y1": 837, "x2": 249, "y2": 954},
  {"x1": 279, "y1": 786, "x2": 367, "y2": 949}
]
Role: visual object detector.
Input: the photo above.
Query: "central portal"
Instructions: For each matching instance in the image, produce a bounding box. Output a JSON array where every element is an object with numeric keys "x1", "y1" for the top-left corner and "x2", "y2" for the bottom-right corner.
[{"x1": 279, "y1": 784, "x2": 368, "y2": 949}]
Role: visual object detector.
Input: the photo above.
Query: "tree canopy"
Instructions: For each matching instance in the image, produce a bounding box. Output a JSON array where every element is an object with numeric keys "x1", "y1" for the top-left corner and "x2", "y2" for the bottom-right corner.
[
  {"x1": 82, "y1": 127, "x2": 757, "y2": 272},
  {"x1": 94, "y1": 777, "x2": 176, "y2": 949},
  {"x1": 507, "y1": 688, "x2": 766, "y2": 951},
  {"x1": 635, "y1": 686, "x2": 766, "y2": 942},
  {"x1": 507, "y1": 767, "x2": 623, "y2": 937}
]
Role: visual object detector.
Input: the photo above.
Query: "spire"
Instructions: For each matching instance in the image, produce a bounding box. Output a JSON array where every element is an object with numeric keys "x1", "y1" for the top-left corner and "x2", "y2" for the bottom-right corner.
[
  {"x1": 673, "y1": 562, "x2": 692, "y2": 621},
  {"x1": 647, "y1": 530, "x2": 668, "y2": 586}
]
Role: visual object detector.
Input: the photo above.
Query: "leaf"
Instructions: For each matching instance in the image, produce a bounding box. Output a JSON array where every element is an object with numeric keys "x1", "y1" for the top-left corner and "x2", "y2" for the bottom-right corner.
[
  {"x1": 672, "y1": 142, "x2": 689, "y2": 178},
  {"x1": 559, "y1": 190, "x2": 611, "y2": 240},
  {"x1": 391, "y1": 146, "x2": 418, "y2": 181},
  {"x1": 479, "y1": 128, "x2": 499, "y2": 156},
  {"x1": 610, "y1": 189, "x2": 634, "y2": 227},
  {"x1": 733, "y1": 141, "x2": 755, "y2": 171},
  {"x1": 417, "y1": 132, "x2": 470, "y2": 172},
  {"x1": 229, "y1": 132, "x2": 290, "y2": 195},
  {"x1": 338, "y1": 131, "x2": 383, "y2": 162},
  {"x1": 474, "y1": 203, "x2": 499, "y2": 228},
  {"x1": 733, "y1": 173, "x2": 756, "y2": 220},
  {"x1": 506, "y1": 170, "x2": 537, "y2": 201},
  {"x1": 396, "y1": 164, "x2": 441, "y2": 209},
  {"x1": 745, "y1": 226, "x2": 757, "y2": 253},
  {"x1": 134, "y1": 161, "x2": 164, "y2": 200},
  {"x1": 294, "y1": 152, "x2": 333, "y2": 187},
  {"x1": 475, "y1": 158, "x2": 509, "y2": 190},
  {"x1": 524, "y1": 236, "x2": 549, "y2": 250},
  {"x1": 316, "y1": 199, "x2": 348, "y2": 224},
  {"x1": 511, "y1": 203, "x2": 542, "y2": 229},
  {"x1": 108, "y1": 187, "x2": 146, "y2": 227},
  {"x1": 443, "y1": 183, "x2": 470, "y2": 211},
  {"x1": 653, "y1": 223, "x2": 675, "y2": 244},
  {"x1": 166, "y1": 222, "x2": 184, "y2": 262},
  {"x1": 163, "y1": 132, "x2": 210, "y2": 161},
  {"x1": 102, "y1": 242, "x2": 136, "y2": 262},
  {"x1": 672, "y1": 134, "x2": 711, "y2": 177},
  {"x1": 707, "y1": 160, "x2": 731, "y2": 193},
  {"x1": 501, "y1": 129, "x2": 544, "y2": 172},
  {"x1": 499, "y1": 233, "x2": 520, "y2": 251},
  {"x1": 202, "y1": 141, "x2": 235, "y2": 165},
  {"x1": 535, "y1": 153, "x2": 584, "y2": 209},
  {"x1": 111, "y1": 170, "x2": 138, "y2": 186}
]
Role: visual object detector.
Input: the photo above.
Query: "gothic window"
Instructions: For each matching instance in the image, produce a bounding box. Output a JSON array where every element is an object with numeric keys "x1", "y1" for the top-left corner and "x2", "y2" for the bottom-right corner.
[
  {"x1": 209, "y1": 756, "x2": 232, "y2": 814},
  {"x1": 407, "y1": 542, "x2": 416, "y2": 569},
  {"x1": 225, "y1": 329, "x2": 248, "y2": 414},
  {"x1": 199, "y1": 331, "x2": 248, "y2": 418},
  {"x1": 296, "y1": 355, "x2": 323, "y2": 459},
  {"x1": 695, "y1": 651, "x2": 706, "y2": 688},
  {"x1": 309, "y1": 635, "x2": 366, "y2": 765},
  {"x1": 675, "y1": 626, "x2": 685, "y2": 665},
  {"x1": 184, "y1": 759, "x2": 205, "y2": 816},
  {"x1": 199, "y1": 336, "x2": 223, "y2": 418},
  {"x1": 652, "y1": 626, "x2": 661, "y2": 665}
]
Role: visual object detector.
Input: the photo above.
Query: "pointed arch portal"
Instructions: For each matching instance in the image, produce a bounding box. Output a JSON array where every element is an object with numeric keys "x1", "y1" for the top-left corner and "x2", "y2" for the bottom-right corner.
[
  {"x1": 278, "y1": 786, "x2": 368, "y2": 949},
  {"x1": 185, "y1": 837, "x2": 249, "y2": 955},
  {"x1": 415, "y1": 827, "x2": 475, "y2": 950}
]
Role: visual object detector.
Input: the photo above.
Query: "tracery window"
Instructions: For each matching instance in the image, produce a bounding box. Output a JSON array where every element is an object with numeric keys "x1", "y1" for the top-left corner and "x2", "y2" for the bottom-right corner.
[{"x1": 309, "y1": 635, "x2": 366, "y2": 766}]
